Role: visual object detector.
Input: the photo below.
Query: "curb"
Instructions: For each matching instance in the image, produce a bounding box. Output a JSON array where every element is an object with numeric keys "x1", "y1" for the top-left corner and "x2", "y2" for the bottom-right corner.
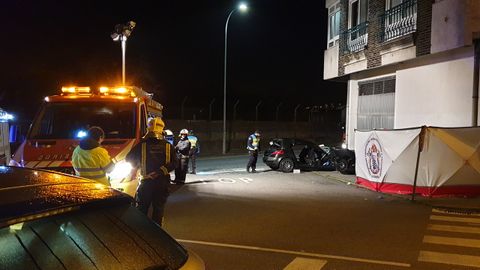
[{"x1": 315, "y1": 172, "x2": 480, "y2": 214}]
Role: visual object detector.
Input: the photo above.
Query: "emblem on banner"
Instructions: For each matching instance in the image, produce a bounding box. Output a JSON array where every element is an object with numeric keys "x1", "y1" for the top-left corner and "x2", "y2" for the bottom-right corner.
[{"x1": 365, "y1": 136, "x2": 383, "y2": 178}]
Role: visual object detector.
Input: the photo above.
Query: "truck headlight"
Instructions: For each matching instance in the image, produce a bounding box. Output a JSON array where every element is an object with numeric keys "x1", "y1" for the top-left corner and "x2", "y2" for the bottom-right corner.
[{"x1": 108, "y1": 161, "x2": 133, "y2": 181}]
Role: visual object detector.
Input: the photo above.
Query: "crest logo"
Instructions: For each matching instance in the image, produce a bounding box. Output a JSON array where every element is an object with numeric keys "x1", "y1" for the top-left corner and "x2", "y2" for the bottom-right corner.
[{"x1": 365, "y1": 136, "x2": 383, "y2": 178}]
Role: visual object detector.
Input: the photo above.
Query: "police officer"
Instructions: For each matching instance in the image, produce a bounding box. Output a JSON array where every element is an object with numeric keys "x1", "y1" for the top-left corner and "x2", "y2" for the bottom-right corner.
[
  {"x1": 246, "y1": 130, "x2": 261, "y2": 173},
  {"x1": 174, "y1": 129, "x2": 191, "y2": 184},
  {"x1": 187, "y1": 130, "x2": 200, "y2": 174},
  {"x1": 126, "y1": 118, "x2": 175, "y2": 226},
  {"x1": 72, "y1": 126, "x2": 115, "y2": 186}
]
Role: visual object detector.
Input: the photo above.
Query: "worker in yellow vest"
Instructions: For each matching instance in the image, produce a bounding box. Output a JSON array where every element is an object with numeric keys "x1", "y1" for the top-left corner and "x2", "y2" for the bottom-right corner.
[{"x1": 72, "y1": 126, "x2": 115, "y2": 186}]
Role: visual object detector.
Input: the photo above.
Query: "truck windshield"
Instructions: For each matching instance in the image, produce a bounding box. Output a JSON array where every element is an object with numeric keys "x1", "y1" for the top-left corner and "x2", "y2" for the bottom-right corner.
[{"x1": 29, "y1": 102, "x2": 136, "y2": 139}]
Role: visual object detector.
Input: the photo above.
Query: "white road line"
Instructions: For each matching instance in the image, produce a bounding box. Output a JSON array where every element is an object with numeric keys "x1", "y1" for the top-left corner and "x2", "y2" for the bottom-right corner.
[
  {"x1": 433, "y1": 209, "x2": 480, "y2": 217},
  {"x1": 430, "y1": 215, "x2": 480, "y2": 224},
  {"x1": 423, "y1": 235, "x2": 480, "y2": 248},
  {"x1": 428, "y1": 224, "x2": 480, "y2": 234},
  {"x1": 418, "y1": 251, "x2": 480, "y2": 268},
  {"x1": 283, "y1": 257, "x2": 327, "y2": 270},
  {"x1": 177, "y1": 239, "x2": 411, "y2": 268}
]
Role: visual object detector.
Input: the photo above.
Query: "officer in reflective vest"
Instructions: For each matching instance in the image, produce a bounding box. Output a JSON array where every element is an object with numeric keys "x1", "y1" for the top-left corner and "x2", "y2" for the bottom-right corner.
[
  {"x1": 126, "y1": 118, "x2": 176, "y2": 226},
  {"x1": 246, "y1": 130, "x2": 261, "y2": 173},
  {"x1": 187, "y1": 130, "x2": 200, "y2": 174},
  {"x1": 72, "y1": 126, "x2": 115, "y2": 186}
]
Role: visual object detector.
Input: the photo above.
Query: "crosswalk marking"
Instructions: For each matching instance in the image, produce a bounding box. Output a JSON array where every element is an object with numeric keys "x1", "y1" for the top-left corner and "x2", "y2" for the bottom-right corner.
[
  {"x1": 430, "y1": 215, "x2": 480, "y2": 224},
  {"x1": 423, "y1": 235, "x2": 480, "y2": 248},
  {"x1": 419, "y1": 209, "x2": 480, "y2": 268},
  {"x1": 283, "y1": 257, "x2": 327, "y2": 270},
  {"x1": 418, "y1": 251, "x2": 480, "y2": 268},
  {"x1": 428, "y1": 224, "x2": 480, "y2": 234},
  {"x1": 433, "y1": 209, "x2": 480, "y2": 217}
]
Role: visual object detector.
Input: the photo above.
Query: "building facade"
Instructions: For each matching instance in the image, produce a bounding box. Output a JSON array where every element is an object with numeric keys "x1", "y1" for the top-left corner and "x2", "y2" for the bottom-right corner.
[{"x1": 324, "y1": 0, "x2": 480, "y2": 149}]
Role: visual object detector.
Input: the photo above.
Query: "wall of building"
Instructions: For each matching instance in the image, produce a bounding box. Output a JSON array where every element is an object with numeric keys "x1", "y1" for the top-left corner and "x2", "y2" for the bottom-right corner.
[
  {"x1": 324, "y1": 45, "x2": 339, "y2": 79},
  {"x1": 395, "y1": 47, "x2": 475, "y2": 128},
  {"x1": 431, "y1": 0, "x2": 468, "y2": 53}
]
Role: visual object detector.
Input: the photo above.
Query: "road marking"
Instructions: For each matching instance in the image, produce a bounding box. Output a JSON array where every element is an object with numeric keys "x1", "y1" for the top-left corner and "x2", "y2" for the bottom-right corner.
[
  {"x1": 428, "y1": 224, "x2": 480, "y2": 234},
  {"x1": 418, "y1": 251, "x2": 480, "y2": 268},
  {"x1": 218, "y1": 178, "x2": 236, "y2": 184},
  {"x1": 433, "y1": 209, "x2": 480, "y2": 217},
  {"x1": 177, "y1": 239, "x2": 411, "y2": 267},
  {"x1": 430, "y1": 215, "x2": 480, "y2": 224},
  {"x1": 283, "y1": 257, "x2": 327, "y2": 270},
  {"x1": 423, "y1": 235, "x2": 480, "y2": 248},
  {"x1": 238, "y1": 177, "x2": 253, "y2": 184}
]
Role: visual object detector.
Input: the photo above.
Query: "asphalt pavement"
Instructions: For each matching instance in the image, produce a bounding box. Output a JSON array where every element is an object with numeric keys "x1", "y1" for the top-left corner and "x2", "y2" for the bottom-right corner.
[{"x1": 192, "y1": 154, "x2": 480, "y2": 212}]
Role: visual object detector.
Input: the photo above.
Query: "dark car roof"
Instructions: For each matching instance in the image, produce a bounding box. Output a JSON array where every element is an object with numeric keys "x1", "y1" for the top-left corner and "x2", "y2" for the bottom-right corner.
[
  {"x1": 0, "y1": 166, "x2": 130, "y2": 228},
  {"x1": 275, "y1": 138, "x2": 319, "y2": 147}
]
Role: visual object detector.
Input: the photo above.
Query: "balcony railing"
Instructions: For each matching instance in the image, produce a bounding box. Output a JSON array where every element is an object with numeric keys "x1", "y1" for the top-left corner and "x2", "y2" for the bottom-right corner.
[
  {"x1": 380, "y1": 0, "x2": 417, "y2": 42},
  {"x1": 342, "y1": 21, "x2": 369, "y2": 53}
]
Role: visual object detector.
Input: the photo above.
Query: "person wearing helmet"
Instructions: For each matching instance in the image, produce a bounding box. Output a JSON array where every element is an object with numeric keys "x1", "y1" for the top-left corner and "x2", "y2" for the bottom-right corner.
[
  {"x1": 163, "y1": 129, "x2": 174, "y2": 145},
  {"x1": 72, "y1": 126, "x2": 115, "y2": 186},
  {"x1": 126, "y1": 117, "x2": 176, "y2": 226},
  {"x1": 187, "y1": 130, "x2": 200, "y2": 174},
  {"x1": 174, "y1": 129, "x2": 191, "y2": 184},
  {"x1": 246, "y1": 130, "x2": 261, "y2": 173}
]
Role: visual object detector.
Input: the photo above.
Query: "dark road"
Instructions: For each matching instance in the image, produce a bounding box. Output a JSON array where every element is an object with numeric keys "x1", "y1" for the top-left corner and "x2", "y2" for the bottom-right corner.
[{"x1": 162, "y1": 156, "x2": 480, "y2": 269}]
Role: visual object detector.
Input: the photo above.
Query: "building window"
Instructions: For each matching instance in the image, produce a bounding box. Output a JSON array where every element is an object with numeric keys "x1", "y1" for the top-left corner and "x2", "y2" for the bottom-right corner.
[
  {"x1": 327, "y1": 2, "x2": 341, "y2": 48},
  {"x1": 343, "y1": 0, "x2": 368, "y2": 53},
  {"x1": 357, "y1": 77, "x2": 396, "y2": 130},
  {"x1": 380, "y1": 0, "x2": 417, "y2": 42}
]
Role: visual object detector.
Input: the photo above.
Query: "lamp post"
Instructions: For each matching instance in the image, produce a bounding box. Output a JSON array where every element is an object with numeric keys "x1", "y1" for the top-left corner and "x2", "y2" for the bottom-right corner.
[
  {"x1": 223, "y1": 3, "x2": 248, "y2": 155},
  {"x1": 111, "y1": 21, "x2": 136, "y2": 85}
]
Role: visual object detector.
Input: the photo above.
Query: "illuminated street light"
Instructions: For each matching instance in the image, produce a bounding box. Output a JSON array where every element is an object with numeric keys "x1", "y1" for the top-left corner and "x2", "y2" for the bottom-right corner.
[
  {"x1": 223, "y1": 3, "x2": 248, "y2": 155},
  {"x1": 111, "y1": 21, "x2": 136, "y2": 85}
]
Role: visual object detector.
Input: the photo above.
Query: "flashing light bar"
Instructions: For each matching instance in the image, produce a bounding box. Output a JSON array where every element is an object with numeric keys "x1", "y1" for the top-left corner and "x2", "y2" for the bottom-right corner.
[
  {"x1": 98, "y1": 86, "x2": 136, "y2": 97},
  {"x1": 61, "y1": 86, "x2": 91, "y2": 94}
]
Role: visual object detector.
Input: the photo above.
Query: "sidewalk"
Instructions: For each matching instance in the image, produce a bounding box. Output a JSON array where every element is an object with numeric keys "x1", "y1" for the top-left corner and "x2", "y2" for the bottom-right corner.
[{"x1": 315, "y1": 171, "x2": 480, "y2": 213}]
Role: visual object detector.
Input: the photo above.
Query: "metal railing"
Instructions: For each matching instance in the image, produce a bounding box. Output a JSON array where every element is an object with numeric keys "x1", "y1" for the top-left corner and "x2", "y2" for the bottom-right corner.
[
  {"x1": 380, "y1": 0, "x2": 417, "y2": 42},
  {"x1": 342, "y1": 21, "x2": 369, "y2": 54}
]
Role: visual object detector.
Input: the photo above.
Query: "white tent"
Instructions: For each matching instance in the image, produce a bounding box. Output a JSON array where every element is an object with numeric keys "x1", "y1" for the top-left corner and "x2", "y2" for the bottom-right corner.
[{"x1": 355, "y1": 126, "x2": 480, "y2": 197}]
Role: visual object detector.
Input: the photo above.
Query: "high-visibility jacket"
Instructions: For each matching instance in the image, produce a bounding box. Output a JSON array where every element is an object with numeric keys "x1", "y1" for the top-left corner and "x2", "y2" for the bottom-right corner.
[
  {"x1": 187, "y1": 135, "x2": 200, "y2": 155},
  {"x1": 72, "y1": 139, "x2": 115, "y2": 186},
  {"x1": 247, "y1": 134, "x2": 260, "y2": 151}
]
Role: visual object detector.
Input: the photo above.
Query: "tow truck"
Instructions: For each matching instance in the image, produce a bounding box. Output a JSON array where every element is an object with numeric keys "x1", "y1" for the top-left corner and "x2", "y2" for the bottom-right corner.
[{"x1": 10, "y1": 86, "x2": 163, "y2": 196}]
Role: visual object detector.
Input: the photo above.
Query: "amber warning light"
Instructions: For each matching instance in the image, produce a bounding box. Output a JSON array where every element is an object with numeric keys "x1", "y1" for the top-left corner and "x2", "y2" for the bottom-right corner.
[{"x1": 61, "y1": 86, "x2": 91, "y2": 94}]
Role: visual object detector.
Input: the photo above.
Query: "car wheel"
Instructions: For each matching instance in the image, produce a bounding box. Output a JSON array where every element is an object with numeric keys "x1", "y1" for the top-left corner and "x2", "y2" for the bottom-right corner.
[
  {"x1": 279, "y1": 158, "x2": 294, "y2": 173},
  {"x1": 335, "y1": 159, "x2": 349, "y2": 174}
]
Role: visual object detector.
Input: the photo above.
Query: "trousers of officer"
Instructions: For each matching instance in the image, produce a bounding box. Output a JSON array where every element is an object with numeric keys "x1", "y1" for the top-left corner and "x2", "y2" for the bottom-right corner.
[
  {"x1": 136, "y1": 175, "x2": 170, "y2": 225},
  {"x1": 175, "y1": 156, "x2": 189, "y2": 183},
  {"x1": 247, "y1": 150, "x2": 258, "y2": 170}
]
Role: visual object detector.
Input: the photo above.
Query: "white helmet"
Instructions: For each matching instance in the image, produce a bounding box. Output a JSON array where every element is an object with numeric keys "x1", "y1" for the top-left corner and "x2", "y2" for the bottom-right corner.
[{"x1": 179, "y1": 129, "x2": 189, "y2": 136}]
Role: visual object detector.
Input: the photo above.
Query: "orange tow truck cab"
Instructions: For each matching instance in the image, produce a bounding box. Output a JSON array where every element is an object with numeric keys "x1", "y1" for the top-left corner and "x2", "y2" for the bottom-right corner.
[{"x1": 10, "y1": 86, "x2": 163, "y2": 196}]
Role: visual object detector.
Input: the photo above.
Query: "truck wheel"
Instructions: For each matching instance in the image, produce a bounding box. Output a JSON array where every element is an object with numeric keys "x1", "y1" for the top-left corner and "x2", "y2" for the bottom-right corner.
[{"x1": 279, "y1": 158, "x2": 294, "y2": 173}]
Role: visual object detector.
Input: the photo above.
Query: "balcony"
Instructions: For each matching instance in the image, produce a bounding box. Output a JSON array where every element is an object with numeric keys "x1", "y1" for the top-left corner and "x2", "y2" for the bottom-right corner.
[
  {"x1": 342, "y1": 21, "x2": 369, "y2": 53},
  {"x1": 380, "y1": 0, "x2": 417, "y2": 42}
]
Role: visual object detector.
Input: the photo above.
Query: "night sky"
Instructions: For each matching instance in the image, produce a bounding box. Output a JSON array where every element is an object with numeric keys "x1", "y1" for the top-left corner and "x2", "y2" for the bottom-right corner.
[{"x1": 0, "y1": 0, "x2": 345, "y2": 122}]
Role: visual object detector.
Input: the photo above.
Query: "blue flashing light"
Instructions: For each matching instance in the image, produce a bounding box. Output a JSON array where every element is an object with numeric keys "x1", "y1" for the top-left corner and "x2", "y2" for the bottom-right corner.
[{"x1": 76, "y1": 130, "x2": 87, "y2": 139}]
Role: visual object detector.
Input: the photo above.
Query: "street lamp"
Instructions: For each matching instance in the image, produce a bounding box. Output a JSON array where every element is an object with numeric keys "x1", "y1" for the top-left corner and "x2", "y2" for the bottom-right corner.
[
  {"x1": 111, "y1": 21, "x2": 136, "y2": 85},
  {"x1": 223, "y1": 3, "x2": 248, "y2": 155}
]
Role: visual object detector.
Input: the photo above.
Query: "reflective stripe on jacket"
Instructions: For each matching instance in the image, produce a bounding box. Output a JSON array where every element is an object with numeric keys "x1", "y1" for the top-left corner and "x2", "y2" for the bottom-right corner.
[
  {"x1": 126, "y1": 134, "x2": 176, "y2": 180},
  {"x1": 72, "y1": 146, "x2": 114, "y2": 186}
]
